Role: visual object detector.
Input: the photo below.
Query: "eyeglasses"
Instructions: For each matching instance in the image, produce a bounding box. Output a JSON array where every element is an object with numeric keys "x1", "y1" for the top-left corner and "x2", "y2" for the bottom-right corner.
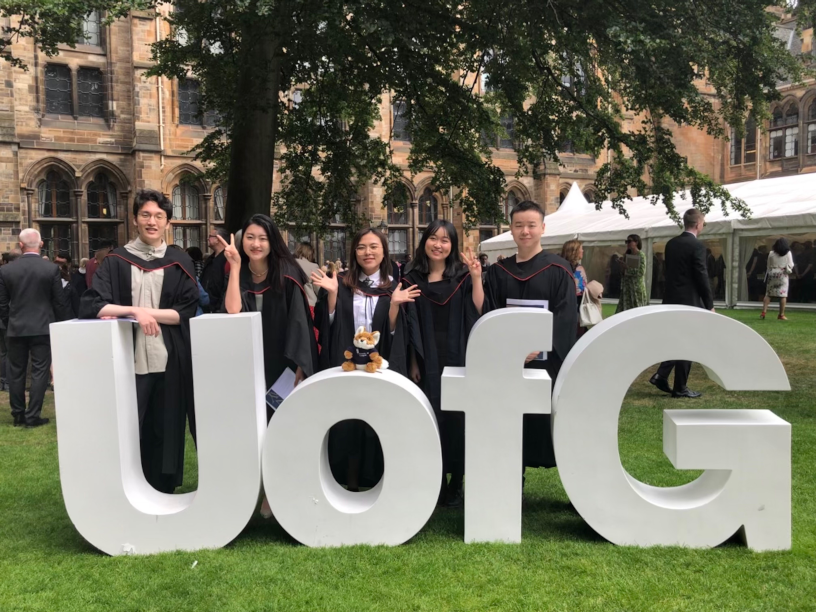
[
  {"x1": 355, "y1": 244, "x2": 382, "y2": 253},
  {"x1": 625, "y1": 239, "x2": 635, "y2": 244},
  {"x1": 138, "y1": 212, "x2": 167, "y2": 222}
]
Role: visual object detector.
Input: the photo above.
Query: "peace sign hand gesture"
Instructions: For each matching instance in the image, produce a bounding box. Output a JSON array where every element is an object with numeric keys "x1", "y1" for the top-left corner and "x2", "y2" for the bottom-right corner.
[
  {"x1": 218, "y1": 233, "x2": 241, "y2": 268},
  {"x1": 311, "y1": 268, "x2": 338, "y2": 295},
  {"x1": 462, "y1": 247, "x2": 482, "y2": 280},
  {"x1": 391, "y1": 283, "x2": 421, "y2": 306}
]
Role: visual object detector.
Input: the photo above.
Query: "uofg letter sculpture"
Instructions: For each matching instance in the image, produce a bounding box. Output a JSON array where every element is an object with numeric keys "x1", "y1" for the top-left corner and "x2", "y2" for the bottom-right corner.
[{"x1": 50, "y1": 306, "x2": 791, "y2": 556}]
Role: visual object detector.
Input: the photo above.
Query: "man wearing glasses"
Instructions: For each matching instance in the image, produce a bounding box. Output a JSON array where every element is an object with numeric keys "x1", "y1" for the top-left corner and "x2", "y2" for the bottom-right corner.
[
  {"x1": 80, "y1": 189, "x2": 199, "y2": 493},
  {"x1": 649, "y1": 208, "x2": 714, "y2": 399}
]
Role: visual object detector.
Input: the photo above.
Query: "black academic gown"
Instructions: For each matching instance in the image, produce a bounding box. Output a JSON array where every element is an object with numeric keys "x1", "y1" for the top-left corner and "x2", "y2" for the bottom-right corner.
[
  {"x1": 79, "y1": 247, "x2": 199, "y2": 489},
  {"x1": 230, "y1": 264, "x2": 318, "y2": 419},
  {"x1": 70, "y1": 270, "x2": 87, "y2": 317},
  {"x1": 484, "y1": 251, "x2": 577, "y2": 468},
  {"x1": 403, "y1": 267, "x2": 479, "y2": 478},
  {"x1": 313, "y1": 274, "x2": 408, "y2": 487}
]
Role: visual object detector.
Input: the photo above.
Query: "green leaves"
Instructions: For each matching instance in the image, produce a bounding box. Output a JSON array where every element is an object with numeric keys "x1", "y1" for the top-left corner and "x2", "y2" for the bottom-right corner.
[
  {"x1": 1, "y1": 0, "x2": 146, "y2": 68},
  {"x1": 4, "y1": 0, "x2": 812, "y2": 236}
]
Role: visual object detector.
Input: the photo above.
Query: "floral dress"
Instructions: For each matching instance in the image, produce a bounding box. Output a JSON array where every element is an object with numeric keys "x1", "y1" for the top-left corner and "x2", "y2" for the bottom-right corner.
[
  {"x1": 615, "y1": 252, "x2": 648, "y2": 312},
  {"x1": 765, "y1": 251, "x2": 794, "y2": 298}
]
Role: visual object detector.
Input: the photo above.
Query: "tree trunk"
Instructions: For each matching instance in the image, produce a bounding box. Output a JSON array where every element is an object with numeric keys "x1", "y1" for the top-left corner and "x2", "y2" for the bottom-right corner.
[{"x1": 224, "y1": 27, "x2": 283, "y2": 233}]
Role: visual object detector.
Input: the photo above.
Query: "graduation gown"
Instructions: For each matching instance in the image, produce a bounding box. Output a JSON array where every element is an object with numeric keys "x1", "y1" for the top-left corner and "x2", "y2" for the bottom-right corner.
[
  {"x1": 313, "y1": 275, "x2": 408, "y2": 374},
  {"x1": 230, "y1": 265, "x2": 318, "y2": 418},
  {"x1": 484, "y1": 251, "x2": 577, "y2": 468},
  {"x1": 79, "y1": 247, "x2": 199, "y2": 489},
  {"x1": 313, "y1": 274, "x2": 408, "y2": 487},
  {"x1": 403, "y1": 267, "x2": 479, "y2": 477}
]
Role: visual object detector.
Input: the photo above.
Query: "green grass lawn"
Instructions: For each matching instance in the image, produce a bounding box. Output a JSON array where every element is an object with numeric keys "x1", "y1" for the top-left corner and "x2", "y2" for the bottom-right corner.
[{"x1": 0, "y1": 308, "x2": 814, "y2": 611}]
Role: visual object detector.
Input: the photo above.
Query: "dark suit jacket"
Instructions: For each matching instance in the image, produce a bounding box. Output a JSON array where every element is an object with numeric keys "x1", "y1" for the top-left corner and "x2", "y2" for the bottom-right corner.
[
  {"x1": 0, "y1": 253, "x2": 70, "y2": 337},
  {"x1": 662, "y1": 232, "x2": 714, "y2": 310}
]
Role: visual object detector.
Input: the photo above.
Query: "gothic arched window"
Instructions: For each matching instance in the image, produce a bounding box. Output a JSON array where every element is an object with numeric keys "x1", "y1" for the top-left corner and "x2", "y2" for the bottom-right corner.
[
  {"x1": 87, "y1": 172, "x2": 117, "y2": 219},
  {"x1": 392, "y1": 101, "x2": 411, "y2": 142},
  {"x1": 38, "y1": 170, "x2": 71, "y2": 218},
  {"x1": 386, "y1": 200, "x2": 407, "y2": 225},
  {"x1": 504, "y1": 190, "x2": 519, "y2": 220},
  {"x1": 807, "y1": 99, "x2": 816, "y2": 155},
  {"x1": 770, "y1": 103, "x2": 799, "y2": 159},
  {"x1": 172, "y1": 183, "x2": 200, "y2": 220},
  {"x1": 417, "y1": 187, "x2": 438, "y2": 225},
  {"x1": 213, "y1": 186, "x2": 225, "y2": 221},
  {"x1": 559, "y1": 189, "x2": 569, "y2": 207}
]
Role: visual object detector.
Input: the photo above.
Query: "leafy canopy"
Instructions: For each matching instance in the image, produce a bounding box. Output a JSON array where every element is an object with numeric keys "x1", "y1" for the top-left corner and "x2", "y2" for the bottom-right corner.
[{"x1": 3, "y1": 0, "x2": 814, "y2": 235}]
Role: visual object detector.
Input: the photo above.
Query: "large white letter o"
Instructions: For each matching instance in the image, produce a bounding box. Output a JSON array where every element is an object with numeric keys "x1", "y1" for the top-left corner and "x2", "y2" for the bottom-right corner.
[{"x1": 263, "y1": 369, "x2": 442, "y2": 547}]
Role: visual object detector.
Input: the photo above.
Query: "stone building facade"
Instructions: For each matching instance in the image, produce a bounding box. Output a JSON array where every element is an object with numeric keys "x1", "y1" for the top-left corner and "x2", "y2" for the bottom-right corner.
[
  {"x1": 0, "y1": 9, "x2": 812, "y2": 263},
  {"x1": 0, "y1": 9, "x2": 225, "y2": 260}
]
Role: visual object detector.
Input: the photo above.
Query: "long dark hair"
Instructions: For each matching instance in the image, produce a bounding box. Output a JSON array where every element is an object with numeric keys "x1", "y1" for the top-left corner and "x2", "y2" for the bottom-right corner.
[
  {"x1": 625, "y1": 233, "x2": 642, "y2": 254},
  {"x1": 238, "y1": 214, "x2": 304, "y2": 288},
  {"x1": 344, "y1": 228, "x2": 392, "y2": 292},
  {"x1": 413, "y1": 219, "x2": 465, "y2": 279},
  {"x1": 772, "y1": 237, "x2": 790, "y2": 257}
]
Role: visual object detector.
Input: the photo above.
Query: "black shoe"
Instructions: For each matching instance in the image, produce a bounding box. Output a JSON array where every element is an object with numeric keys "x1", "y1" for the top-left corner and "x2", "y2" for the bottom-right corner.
[
  {"x1": 649, "y1": 374, "x2": 672, "y2": 395},
  {"x1": 672, "y1": 389, "x2": 702, "y2": 399},
  {"x1": 446, "y1": 488, "x2": 464, "y2": 508},
  {"x1": 25, "y1": 417, "x2": 50, "y2": 428},
  {"x1": 12, "y1": 414, "x2": 24, "y2": 427}
]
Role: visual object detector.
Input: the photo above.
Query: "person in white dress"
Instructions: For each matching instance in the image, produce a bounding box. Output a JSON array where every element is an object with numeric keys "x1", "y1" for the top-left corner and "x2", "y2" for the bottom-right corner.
[{"x1": 761, "y1": 237, "x2": 795, "y2": 321}]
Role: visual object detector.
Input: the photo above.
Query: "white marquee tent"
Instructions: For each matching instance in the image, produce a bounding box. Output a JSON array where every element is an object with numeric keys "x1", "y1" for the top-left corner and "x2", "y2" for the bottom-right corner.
[{"x1": 481, "y1": 174, "x2": 816, "y2": 308}]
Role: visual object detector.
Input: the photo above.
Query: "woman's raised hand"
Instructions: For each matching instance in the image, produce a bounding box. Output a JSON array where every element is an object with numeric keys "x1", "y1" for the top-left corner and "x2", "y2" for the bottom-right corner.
[
  {"x1": 218, "y1": 233, "x2": 241, "y2": 267},
  {"x1": 462, "y1": 247, "x2": 482, "y2": 279},
  {"x1": 391, "y1": 283, "x2": 421, "y2": 305},
  {"x1": 311, "y1": 268, "x2": 339, "y2": 295}
]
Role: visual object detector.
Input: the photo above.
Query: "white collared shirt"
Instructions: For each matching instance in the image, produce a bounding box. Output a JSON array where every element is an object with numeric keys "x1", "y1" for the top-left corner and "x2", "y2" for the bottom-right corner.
[
  {"x1": 353, "y1": 270, "x2": 384, "y2": 331},
  {"x1": 329, "y1": 270, "x2": 394, "y2": 332}
]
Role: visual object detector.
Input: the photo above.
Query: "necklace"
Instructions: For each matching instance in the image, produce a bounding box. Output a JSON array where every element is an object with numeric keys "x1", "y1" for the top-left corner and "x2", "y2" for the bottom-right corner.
[{"x1": 249, "y1": 263, "x2": 268, "y2": 277}]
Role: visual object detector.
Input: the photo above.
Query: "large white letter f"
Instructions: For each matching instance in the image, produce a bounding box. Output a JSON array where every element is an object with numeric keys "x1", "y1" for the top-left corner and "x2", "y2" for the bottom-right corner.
[{"x1": 442, "y1": 308, "x2": 552, "y2": 543}]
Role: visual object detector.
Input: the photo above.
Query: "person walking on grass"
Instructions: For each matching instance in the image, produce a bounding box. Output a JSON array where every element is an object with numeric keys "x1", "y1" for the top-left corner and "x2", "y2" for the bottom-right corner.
[{"x1": 761, "y1": 238, "x2": 795, "y2": 321}]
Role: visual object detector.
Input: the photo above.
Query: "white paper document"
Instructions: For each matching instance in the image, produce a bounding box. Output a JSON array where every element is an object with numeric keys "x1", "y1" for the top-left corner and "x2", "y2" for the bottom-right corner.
[
  {"x1": 506, "y1": 299, "x2": 549, "y2": 361},
  {"x1": 266, "y1": 368, "x2": 296, "y2": 412}
]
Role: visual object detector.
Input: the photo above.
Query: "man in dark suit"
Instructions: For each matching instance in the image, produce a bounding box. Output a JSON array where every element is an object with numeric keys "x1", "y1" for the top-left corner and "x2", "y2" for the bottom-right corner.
[
  {"x1": 0, "y1": 250, "x2": 18, "y2": 392},
  {"x1": 0, "y1": 229, "x2": 70, "y2": 427},
  {"x1": 649, "y1": 208, "x2": 714, "y2": 399}
]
